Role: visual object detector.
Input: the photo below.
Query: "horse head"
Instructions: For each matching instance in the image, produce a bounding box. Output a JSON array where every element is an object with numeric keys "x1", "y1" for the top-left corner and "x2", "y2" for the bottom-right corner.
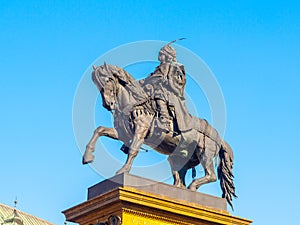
[{"x1": 92, "y1": 63, "x2": 119, "y2": 111}]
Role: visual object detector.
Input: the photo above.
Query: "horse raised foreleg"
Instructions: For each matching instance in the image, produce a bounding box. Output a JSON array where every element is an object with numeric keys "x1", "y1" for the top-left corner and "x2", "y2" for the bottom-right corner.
[
  {"x1": 116, "y1": 111, "x2": 152, "y2": 174},
  {"x1": 82, "y1": 126, "x2": 118, "y2": 164}
]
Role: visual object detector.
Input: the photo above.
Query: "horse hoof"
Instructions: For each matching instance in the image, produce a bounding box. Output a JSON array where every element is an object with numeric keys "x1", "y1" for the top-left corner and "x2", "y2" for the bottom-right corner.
[
  {"x1": 82, "y1": 154, "x2": 94, "y2": 164},
  {"x1": 180, "y1": 184, "x2": 187, "y2": 190},
  {"x1": 115, "y1": 170, "x2": 128, "y2": 175},
  {"x1": 188, "y1": 183, "x2": 197, "y2": 191},
  {"x1": 175, "y1": 183, "x2": 186, "y2": 190},
  {"x1": 177, "y1": 185, "x2": 187, "y2": 190},
  {"x1": 116, "y1": 166, "x2": 130, "y2": 175}
]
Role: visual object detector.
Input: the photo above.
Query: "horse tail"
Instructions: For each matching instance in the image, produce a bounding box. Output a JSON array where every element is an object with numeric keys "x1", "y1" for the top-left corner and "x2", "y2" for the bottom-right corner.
[{"x1": 217, "y1": 140, "x2": 237, "y2": 210}]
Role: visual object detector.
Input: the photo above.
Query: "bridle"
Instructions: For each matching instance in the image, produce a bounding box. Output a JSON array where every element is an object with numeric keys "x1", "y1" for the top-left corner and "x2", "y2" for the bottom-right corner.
[{"x1": 94, "y1": 66, "x2": 119, "y2": 113}]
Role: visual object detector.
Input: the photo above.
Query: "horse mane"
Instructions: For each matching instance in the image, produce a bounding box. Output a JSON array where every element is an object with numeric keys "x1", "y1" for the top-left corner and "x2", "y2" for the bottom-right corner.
[
  {"x1": 107, "y1": 64, "x2": 153, "y2": 113},
  {"x1": 108, "y1": 65, "x2": 136, "y2": 85}
]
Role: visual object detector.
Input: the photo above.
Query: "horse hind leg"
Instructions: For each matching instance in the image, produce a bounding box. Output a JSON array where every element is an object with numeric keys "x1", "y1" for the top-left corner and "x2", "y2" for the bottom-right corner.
[
  {"x1": 188, "y1": 138, "x2": 217, "y2": 191},
  {"x1": 178, "y1": 165, "x2": 188, "y2": 189},
  {"x1": 169, "y1": 167, "x2": 188, "y2": 189},
  {"x1": 168, "y1": 157, "x2": 181, "y2": 187},
  {"x1": 168, "y1": 156, "x2": 188, "y2": 189},
  {"x1": 188, "y1": 160, "x2": 217, "y2": 191}
]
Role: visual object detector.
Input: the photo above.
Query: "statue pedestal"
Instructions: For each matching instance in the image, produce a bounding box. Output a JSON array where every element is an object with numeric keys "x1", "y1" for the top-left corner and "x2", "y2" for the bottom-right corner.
[{"x1": 63, "y1": 173, "x2": 252, "y2": 225}]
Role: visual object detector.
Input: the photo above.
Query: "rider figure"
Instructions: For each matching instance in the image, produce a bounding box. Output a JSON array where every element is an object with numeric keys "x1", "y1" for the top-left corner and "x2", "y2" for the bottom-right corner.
[
  {"x1": 156, "y1": 43, "x2": 178, "y2": 124},
  {"x1": 144, "y1": 41, "x2": 195, "y2": 134}
]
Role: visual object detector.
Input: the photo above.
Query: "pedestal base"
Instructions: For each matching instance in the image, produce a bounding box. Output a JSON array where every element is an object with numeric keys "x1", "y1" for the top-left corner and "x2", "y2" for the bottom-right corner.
[{"x1": 63, "y1": 174, "x2": 252, "y2": 225}]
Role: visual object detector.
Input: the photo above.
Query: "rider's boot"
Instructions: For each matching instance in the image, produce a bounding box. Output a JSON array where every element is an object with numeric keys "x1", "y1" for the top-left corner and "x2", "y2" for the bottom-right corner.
[{"x1": 157, "y1": 100, "x2": 173, "y2": 133}]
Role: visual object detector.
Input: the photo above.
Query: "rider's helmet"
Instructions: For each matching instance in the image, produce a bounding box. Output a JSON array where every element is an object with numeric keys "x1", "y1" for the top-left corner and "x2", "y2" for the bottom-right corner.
[{"x1": 158, "y1": 38, "x2": 185, "y2": 63}]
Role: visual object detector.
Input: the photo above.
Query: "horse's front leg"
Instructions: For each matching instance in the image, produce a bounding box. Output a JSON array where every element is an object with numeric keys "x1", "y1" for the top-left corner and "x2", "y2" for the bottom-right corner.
[
  {"x1": 82, "y1": 126, "x2": 118, "y2": 164},
  {"x1": 116, "y1": 111, "x2": 152, "y2": 174}
]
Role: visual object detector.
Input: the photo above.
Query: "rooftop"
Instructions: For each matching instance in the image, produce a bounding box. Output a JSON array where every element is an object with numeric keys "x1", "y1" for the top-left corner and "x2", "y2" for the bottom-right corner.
[{"x1": 0, "y1": 203, "x2": 54, "y2": 225}]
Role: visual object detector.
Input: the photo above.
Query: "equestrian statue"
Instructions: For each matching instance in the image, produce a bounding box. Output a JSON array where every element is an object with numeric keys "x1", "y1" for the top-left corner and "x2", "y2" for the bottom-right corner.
[{"x1": 82, "y1": 40, "x2": 237, "y2": 209}]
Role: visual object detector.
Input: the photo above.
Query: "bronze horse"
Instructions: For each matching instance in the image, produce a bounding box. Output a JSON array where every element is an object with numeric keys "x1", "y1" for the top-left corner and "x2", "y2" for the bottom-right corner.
[{"x1": 83, "y1": 63, "x2": 237, "y2": 208}]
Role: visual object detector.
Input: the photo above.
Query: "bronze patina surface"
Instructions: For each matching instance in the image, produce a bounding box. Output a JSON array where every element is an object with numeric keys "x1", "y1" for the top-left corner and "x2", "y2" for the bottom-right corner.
[{"x1": 82, "y1": 41, "x2": 236, "y2": 208}]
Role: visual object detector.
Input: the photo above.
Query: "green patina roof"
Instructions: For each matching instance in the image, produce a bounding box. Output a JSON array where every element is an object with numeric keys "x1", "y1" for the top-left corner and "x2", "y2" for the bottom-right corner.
[{"x1": 0, "y1": 203, "x2": 54, "y2": 225}]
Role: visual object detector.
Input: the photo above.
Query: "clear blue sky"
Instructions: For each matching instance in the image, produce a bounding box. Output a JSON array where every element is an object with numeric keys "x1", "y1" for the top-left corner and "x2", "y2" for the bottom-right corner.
[{"x1": 1, "y1": 1, "x2": 300, "y2": 224}]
